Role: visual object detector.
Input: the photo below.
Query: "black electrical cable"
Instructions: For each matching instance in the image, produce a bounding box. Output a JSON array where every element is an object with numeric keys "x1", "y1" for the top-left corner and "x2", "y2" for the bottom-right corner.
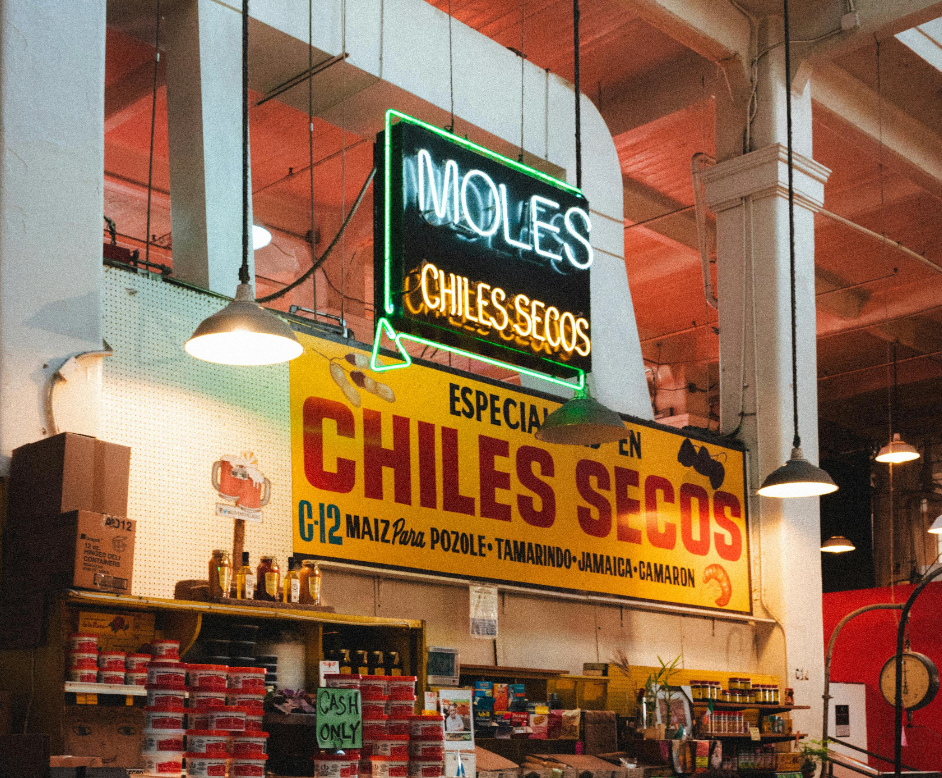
[
  {"x1": 144, "y1": 0, "x2": 161, "y2": 267},
  {"x1": 309, "y1": 0, "x2": 317, "y2": 304},
  {"x1": 783, "y1": 0, "x2": 799, "y2": 450},
  {"x1": 256, "y1": 167, "x2": 375, "y2": 303},
  {"x1": 240, "y1": 0, "x2": 250, "y2": 285},
  {"x1": 573, "y1": 0, "x2": 582, "y2": 190}
]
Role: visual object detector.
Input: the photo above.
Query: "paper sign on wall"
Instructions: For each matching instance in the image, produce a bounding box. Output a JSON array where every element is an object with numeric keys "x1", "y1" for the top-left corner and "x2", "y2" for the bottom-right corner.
[
  {"x1": 316, "y1": 688, "x2": 362, "y2": 749},
  {"x1": 440, "y1": 688, "x2": 474, "y2": 750},
  {"x1": 469, "y1": 585, "x2": 498, "y2": 639}
]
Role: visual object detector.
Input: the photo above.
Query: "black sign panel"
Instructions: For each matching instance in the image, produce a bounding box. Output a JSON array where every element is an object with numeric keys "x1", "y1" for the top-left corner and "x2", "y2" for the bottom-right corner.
[{"x1": 374, "y1": 112, "x2": 592, "y2": 379}]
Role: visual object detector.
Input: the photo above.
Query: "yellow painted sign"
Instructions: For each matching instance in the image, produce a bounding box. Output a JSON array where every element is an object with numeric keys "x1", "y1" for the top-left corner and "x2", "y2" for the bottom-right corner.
[{"x1": 291, "y1": 334, "x2": 751, "y2": 613}]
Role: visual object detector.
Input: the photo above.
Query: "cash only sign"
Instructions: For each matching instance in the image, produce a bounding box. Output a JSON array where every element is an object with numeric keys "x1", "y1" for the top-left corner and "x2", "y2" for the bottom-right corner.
[{"x1": 290, "y1": 112, "x2": 750, "y2": 614}]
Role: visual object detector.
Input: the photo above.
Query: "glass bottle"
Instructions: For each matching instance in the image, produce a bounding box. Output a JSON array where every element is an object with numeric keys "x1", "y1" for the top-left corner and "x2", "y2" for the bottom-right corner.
[
  {"x1": 387, "y1": 651, "x2": 402, "y2": 676},
  {"x1": 299, "y1": 560, "x2": 322, "y2": 605},
  {"x1": 355, "y1": 650, "x2": 369, "y2": 675},
  {"x1": 256, "y1": 555, "x2": 281, "y2": 601},
  {"x1": 283, "y1": 556, "x2": 301, "y2": 604},
  {"x1": 339, "y1": 649, "x2": 353, "y2": 675},
  {"x1": 209, "y1": 549, "x2": 232, "y2": 599},
  {"x1": 236, "y1": 551, "x2": 255, "y2": 599},
  {"x1": 368, "y1": 650, "x2": 385, "y2": 675}
]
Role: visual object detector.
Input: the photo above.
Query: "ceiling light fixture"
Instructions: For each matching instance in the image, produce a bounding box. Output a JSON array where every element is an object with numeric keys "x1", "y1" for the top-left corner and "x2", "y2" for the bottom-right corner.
[
  {"x1": 535, "y1": 385, "x2": 627, "y2": 445},
  {"x1": 875, "y1": 342, "x2": 919, "y2": 463},
  {"x1": 185, "y1": 0, "x2": 302, "y2": 366},
  {"x1": 928, "y1": 515, "x2": 942, "y2": 534},
  {"x1": 252, "y1": 224, "x2": 272, "y2": 250},
  {"x1": 756, "y1": 0, "x2": 837, "y2": 499},
  {"x1": 821, "y1": 535, "x2": 855, "y2": 553}
]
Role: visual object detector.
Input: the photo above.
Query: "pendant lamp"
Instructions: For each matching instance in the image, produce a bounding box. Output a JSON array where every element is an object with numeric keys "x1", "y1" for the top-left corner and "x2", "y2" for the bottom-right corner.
[
  {"x1": 875, "y1": 343, "x2": 919, "y2": 463},
  {"x1": 185, "y1": 0, "x2": 302, "y2": 366},
  {"x1": 535, "y1": 385, "x2": 627, "y2": 445},
  {"x1": 756, "y1": 0, "x2": 837, "y2": 499},
  {"x1": 252, "y1": 224, "x2": 272, "y2": 249},
  {"x1": 928, "y1": 515, "x2": 942, "y2": 534},
  {"x1": 821, "y1": 535, "x2": 855, "y2": 553}
]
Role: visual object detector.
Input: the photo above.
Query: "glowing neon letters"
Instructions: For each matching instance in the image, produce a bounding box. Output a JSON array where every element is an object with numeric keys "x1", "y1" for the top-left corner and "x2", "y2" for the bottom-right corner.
[{"x1": 414, "y1": 148, "x2": 593, "y2": 271}]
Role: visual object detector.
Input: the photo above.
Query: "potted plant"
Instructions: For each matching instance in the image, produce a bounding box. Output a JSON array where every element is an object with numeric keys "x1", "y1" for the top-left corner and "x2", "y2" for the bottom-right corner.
[{"x1": 799, "y1": 738, "x2": 830, "y2": 778}]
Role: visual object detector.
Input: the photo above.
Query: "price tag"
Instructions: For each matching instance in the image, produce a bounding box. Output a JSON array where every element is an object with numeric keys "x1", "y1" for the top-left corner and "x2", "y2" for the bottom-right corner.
[{"x1": 750, "y1": 726, "x2": 761, "y2": 741}]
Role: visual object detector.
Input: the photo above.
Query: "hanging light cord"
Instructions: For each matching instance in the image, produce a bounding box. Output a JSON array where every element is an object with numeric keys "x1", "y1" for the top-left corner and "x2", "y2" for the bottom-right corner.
[
  {"x1": 308, "y1": 0, "x2": 317, "y2": 304},
  {"x1": 144, "y1": 0, "x2": 161, "y2": 267},
  {"x1": 240, "y1": 0, "x2": 250, "y2": 286},
  {"x1": 783, "y1": 0, "x2": 799, "y2": 450},
  {"x1": 446, "y1": 0, "x2": 455, "y2": 132},
  {"x1": 573, "y1": 0, "x2": 582, "y2": 190},
  {"x1": 519, "y1": 0, "x2": 526, "y2": 161}
]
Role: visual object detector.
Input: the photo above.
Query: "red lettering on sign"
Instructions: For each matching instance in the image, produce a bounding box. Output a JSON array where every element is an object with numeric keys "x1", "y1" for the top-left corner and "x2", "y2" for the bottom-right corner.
[
  {"x1": 644, "y1": 475, "x2": 676, "y2": 550},
  {"x1": 479, "y1": 435, "x2": 512, "y2": 521},
  {"x1": 516, "y1": 445, "x2": 556, "y2": 528},
  {"x1": 576, "y1": 460, "x2": 612, "y2": 538},
  {"x1": 303, "y1": 396, "x2": 356, "y2": 493},
  {"x1": 418, "y1": 420, "x2": 437, "y2": 509},
  {"x1": 363, "y1": 409, "x2": 412, "y2": 505},
  {"x1": 441, "y1": 427, "x2": 475, "y2": 515},
  {"x1": 713, "y1": 491, "x2": 743, "y2": 562},
  {"x1": 680, "y1": 482, "x2": 710, "y2": 556},
  {"x1": 614, "y1": 466, "x2": 642, "y2": 544}
]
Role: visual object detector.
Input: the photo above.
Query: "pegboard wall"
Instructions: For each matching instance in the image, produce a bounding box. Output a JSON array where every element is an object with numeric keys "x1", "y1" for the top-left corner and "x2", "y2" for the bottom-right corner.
[{"x1": 100, "y1": 265, "x2": 294, "y2": 598}]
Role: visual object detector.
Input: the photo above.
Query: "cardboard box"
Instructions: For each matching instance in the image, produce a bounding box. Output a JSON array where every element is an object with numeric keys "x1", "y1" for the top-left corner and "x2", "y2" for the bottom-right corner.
[
  {"x1": 5, "y1": 511, "x2": 135, "y2": 594},
  {"x1": 77, "y1": 610, "x2": 155, "y2": 653},
  {"x1": 63, "y1": 705, "x2": 145, "y2": 769},
  {"x1": 8, "y1": 433, "x2": 130, "y2": 521}
]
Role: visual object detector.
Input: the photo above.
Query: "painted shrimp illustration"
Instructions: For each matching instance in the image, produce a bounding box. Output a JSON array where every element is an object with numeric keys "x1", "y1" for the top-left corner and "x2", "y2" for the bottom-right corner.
[{"x1": 703, "y1": 563, "x2": 732, "y2": 607}]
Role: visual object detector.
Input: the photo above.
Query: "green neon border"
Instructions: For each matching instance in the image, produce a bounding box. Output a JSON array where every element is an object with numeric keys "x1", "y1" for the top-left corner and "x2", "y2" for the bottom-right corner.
[{"x1": 380, "y1": 109, "x2": 587, "y2": 389}]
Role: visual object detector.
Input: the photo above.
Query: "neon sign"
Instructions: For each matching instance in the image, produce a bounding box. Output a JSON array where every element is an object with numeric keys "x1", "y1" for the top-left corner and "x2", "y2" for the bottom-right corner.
[{"x1": 373, "y1": 111, "x2": 592, "y2": 381}]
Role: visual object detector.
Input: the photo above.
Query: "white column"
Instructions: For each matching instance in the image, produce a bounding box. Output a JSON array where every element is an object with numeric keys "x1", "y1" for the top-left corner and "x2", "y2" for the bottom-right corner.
[
  {"x1": 0, "y1": 0, "x2": 107, "y2": 468},
  {"x1": 703, "y1": 21, "x2": 830, "y2": 737},
  {"x1": 165, "y1": 0, "x2": 251, "y2": 295}
]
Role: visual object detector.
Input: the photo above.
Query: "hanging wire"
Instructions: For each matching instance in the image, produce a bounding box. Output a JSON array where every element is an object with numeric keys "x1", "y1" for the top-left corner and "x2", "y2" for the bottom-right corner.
[
  {"x1": 573, "y1": 0, "x2": 582, "y2": 189},
  {"x1": 144, "y1": 0, "x2": 161, "y2": 267},
  {"x1": 340, "y1": 0, "x2": 348, "y2": 326},
  {"x1": 240, "y1": 0, "x2": 250, "y2": 284},
  {"x1": 308, "y1": 0, "x2": 317, "y2": 307},
  {"x1": 446, "y1": 0, "x2": 455, "y2": 132},
  {"x1": 519, "y1": 0, "x2": 526, "y2": 161},
  {"x1": 783, "y1": 0, "x2": 800, "y2": 450}
]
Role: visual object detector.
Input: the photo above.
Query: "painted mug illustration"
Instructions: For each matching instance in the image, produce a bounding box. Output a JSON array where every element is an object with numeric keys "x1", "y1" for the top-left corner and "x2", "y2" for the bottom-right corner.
[{"x1": 212, "y1": 453, "x2": 271, "y2": 508}]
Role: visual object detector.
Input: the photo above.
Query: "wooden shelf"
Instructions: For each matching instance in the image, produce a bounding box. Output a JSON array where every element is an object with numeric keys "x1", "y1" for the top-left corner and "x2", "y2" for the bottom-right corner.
[
  {"x1": 693, "y1": 702, "x2": 810, "y2": 713},
  {"x1": 461, "y1": 665, "x2": 569, "y2": 679},
  {"x1": 705, "y1": 732, "x2": 806, "y2": 742}
]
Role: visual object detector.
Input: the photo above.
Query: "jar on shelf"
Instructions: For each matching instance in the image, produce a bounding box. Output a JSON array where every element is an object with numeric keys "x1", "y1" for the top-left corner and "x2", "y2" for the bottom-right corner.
[
  {"x1": 208, "y1": 549, "x2": 232, "y2": 599},
  {"x1": 255, "y1": 555, "x2": 280, "y2": 601}
]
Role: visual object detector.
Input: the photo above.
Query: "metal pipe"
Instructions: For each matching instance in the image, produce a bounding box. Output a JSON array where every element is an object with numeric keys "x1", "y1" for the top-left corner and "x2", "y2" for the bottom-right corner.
[
  {"x1": 256, "y1": 53, "x2": 349, "y2": 106},
  {"x1": 623, "y1": 204, "x2": 695, "y2": 231},
  {"x1": 894, "y1": 566, "x2": 942, "y2": 778},
  {"x1": 828, "y1": 737, "x2": 918, "y2": 770},
  {"x1": 822, "y1": 603, "x2": 902, "y2": 750},
  {"x1": 691, "y1": 152, "x2": 718, "y2": 309}
]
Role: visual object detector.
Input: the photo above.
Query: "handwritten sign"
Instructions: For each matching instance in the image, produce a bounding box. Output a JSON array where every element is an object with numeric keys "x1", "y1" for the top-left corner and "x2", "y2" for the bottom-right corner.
[{"x1": 317, "y1": 688, "x2": 362, "y2": 749}]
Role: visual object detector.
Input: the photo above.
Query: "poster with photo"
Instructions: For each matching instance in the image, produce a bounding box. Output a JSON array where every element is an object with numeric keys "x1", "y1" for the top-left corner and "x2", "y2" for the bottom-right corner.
[{"x1": 439, "y1": 688, "x2": 475, "y2": 750}]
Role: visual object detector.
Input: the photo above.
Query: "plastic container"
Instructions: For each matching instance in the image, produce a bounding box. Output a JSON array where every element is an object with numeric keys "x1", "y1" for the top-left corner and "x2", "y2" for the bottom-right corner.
[
  {"x1": 98, "y1": 651, "x2": 126, "y2": 670},
  {"x1": 231, "y1": 731, "x2": 269, "y2": 756},
  {"x1": 141, "y1": 750, "x2": 183, "y2": 775},
  {"x1": 126, "y1": 653, "x2": 151, "y2": 672},
  {"x1": 244, "y1": 711, "x2": 264, "y2": 731},
  {"x1": 188, "y1": 689, "x2": 228, "y2": 709},
  {"x1": 227, "y1": 688, "x2": 265, "y2": 712},
  {"x1": 387, "y1": 700, "x2": 416, "y2": 718},
  {"x1": 142, "y1": 728, "x2": 186, "y2": 752},
  {"x1": 68, "y1": 668, "x2": 98, "y2": 684},
  {"x1": 151, "y1": 639, "x2": 181, "y2": 660},
  {"x1": 229, "y1": 666, "x2": 266, "y2": 691},
  {"x1": 362, "y1": 715, "x2": 388, "y2": 739},
  {"x1": 188, "y1": 664, "x2": 229, "y2": 690},
  {"x1": 98, "y1": 670, "x2": 126, "y2": 685},
  {"x1": 386, "y1": 717, "x2": 411, "y2": 736},
  {"x1": 145, "y1": 687, "x2": 186, "y2": 709},
  {"x1": 204, "y1": 706, "x2": 247, "y2": 731},
  {"x1": 147, "y1": 662, "x2": 188, "y2": 688},
  {"x1": 361, "y1": 676, "x2": 388, "y2": 697},
  {"x1": 409, "y1": 760, "x2": 445, "y2": 778},
  {"x1": 371, "y1": 735, "x2": 409, "y2": 759},
  {"x1": 387, "y1": 677, "x2": 416, "y2": 700},
  {"x1": 69, "y1": 633, "x2": 98, "y2": 653},
  {"x1": 314, "y1": 754, "x2": 355, "y2": 778},
  {"x1": 67, "y1": 651, "x2": 99, "y2": 670},
  {"x1": 371, "y1": 756, "x2": 409, "y2": 778},
  {"x1": 185, "y1": 753, "x2": 229, "y2": 777},
  {"x1": 408, "y1": 715, "x2": 444, "y2": 740},
  {"x1": 231, "y1": 755, "x2": 269, "y2": 777},
  {"x1": 186, "y1": 730, "x2": 231, "y2": 756},
  {"x1": 144, "y1": 706, "x2": 186, "y2": 730},
  {"x1": 325, "y1": 673, "x2": 362, "y2": 688},
  {"x1": 126, "y1": 672, "x2": 147, "y2": 686},
  {"x1": 409, "y1": 741, "x2": 445, "y2": 761},
  {"x1": 363, "y1": 699, "x2": 389, "y2": 718}
]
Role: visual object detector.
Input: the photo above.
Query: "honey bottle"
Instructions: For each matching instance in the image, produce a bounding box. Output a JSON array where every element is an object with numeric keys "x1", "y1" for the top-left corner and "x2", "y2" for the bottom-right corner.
[
  {"x1": 283, "y1": 556, "x2": 301, "y2": 604},
  {"x1": 299, "y1": 560, "x2": 322, "y2": 605},
  {"x1": 209, "y1": 549, "x2": 232, "y2": 599},
  {"x1": 256, "y1": 555, "x2": 281, "y2": 601},
  {"x1": 387, "y1": 651, "x2": 402, "y2": 676},
  {"x1": 355, "y1": 650, "x2": 369, "y2": 675},
  {"x1": 369, "y1": 650, "x2": 385, "y2": 675},
  {"x1": 236, "y1": 551, "x2": 255, "y2": 599},
  {"x1": 339, "y1": 649, "x2": 353, "y2": 675}
]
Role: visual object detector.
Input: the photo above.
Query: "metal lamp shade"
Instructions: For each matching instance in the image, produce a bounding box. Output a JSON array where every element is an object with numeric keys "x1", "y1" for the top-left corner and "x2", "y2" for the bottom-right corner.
[
  {"x1": 821, "y1": 535, "x2": 855, "y2": 553},
  {"x1": 757, "y1": 446, "x2": 838, "y2": 498},
  {"x1": 875, "y1": 432, "x2": 920, "y2": 464},
  {"x1": 185, "y1": 283, "x2": 303, "y2": 366},
  {"x1": 928, "y1": 515, "x2": 942, "y2": 535},
  {"x1": 534, "y1": 389, "x2": 627, "y2": 446}
]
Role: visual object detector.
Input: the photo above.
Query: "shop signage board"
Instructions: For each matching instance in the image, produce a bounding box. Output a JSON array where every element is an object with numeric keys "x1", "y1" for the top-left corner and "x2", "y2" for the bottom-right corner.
[
  {"x1": 373, "y1": 110, "x2": 592, "y2": 385},
  {"x1": 291, "y1": 335, "x2": 751, "y2": 614}
]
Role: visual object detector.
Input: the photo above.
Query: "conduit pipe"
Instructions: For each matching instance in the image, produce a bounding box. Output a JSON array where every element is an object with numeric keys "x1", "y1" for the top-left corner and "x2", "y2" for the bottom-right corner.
[{"x1": 691, "y1": 153, "x2": 718, "y2": 309}]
